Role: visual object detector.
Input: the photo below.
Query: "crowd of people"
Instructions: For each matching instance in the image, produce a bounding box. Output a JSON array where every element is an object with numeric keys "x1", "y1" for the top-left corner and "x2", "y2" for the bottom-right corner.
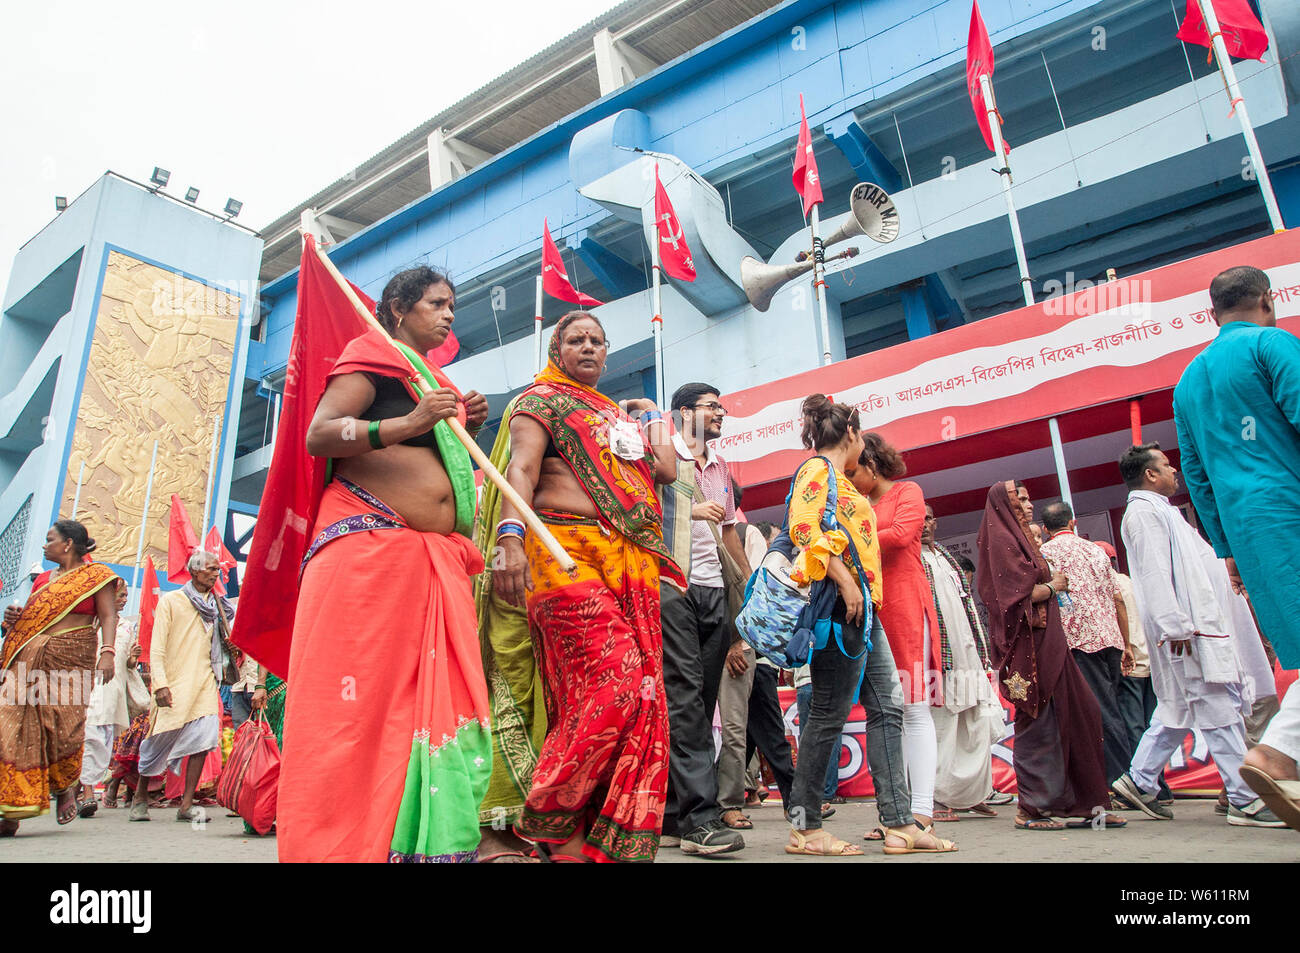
[{"x1": 0, "y1": 263, "x2": 1295, "y2": 861}]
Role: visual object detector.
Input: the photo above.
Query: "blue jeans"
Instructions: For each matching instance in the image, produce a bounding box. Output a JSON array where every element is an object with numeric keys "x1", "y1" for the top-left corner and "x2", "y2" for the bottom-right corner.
[{"x1": 230, "y1": 690, "x2": 253, "y2": 729}]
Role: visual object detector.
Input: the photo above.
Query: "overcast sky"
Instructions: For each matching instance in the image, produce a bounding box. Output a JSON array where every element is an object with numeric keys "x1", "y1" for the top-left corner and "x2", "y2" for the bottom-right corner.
[{"x1": 0, "y1": 0, "x2": 617, "y2": 304}]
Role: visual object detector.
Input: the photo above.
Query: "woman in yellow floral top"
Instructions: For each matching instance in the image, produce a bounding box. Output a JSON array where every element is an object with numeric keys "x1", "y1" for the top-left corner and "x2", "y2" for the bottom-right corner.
[{"x1": 784, "y1": 395, "x2": 956, "y2": 858}]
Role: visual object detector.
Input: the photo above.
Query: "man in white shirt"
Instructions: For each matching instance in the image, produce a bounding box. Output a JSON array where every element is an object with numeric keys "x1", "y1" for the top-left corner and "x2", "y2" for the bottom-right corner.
[{"x1": 1111, "y1": 444, "x2": 1282, "y2": 827}]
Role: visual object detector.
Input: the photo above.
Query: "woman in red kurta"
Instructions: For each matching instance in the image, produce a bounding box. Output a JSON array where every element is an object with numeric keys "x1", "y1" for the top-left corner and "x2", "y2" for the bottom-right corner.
[{"x1": 851, "y1": 434, "x2": 941, "y2": 826}]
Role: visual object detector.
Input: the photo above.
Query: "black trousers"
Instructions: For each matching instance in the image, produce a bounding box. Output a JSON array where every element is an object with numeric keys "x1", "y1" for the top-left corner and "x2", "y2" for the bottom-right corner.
[
  {"x1": 744, "y1": 663, "x2": 795, "y2": 806},
  {"x1": 1072, "y1": 646, "x2": 1133, "y2": 786},
  {"x1": 660, "y1": 582, "x2": 729, "y2": 835},
  {"x1": 1117, "y1": 673, "x2": 1172, "y2": 799}
]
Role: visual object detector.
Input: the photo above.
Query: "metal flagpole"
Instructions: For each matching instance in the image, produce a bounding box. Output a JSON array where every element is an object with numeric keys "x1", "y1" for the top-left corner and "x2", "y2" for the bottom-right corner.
[
  {"x1": 1197, "y1": 0, "x2": 1286, "y2": 232},
  {"x1": 200, "y1": 422, "x2": 220, "y2": 536},
  {"x1": 128, "y1": 440, "x2": 160, "y2": 616},
  {"x1": 533, "y1": 275, "x2": 544, "y2": 375},
  {"x1": 810, "y1": 204, "x2": 833, "y2": 365},
  {"x1": 70, "y1": 460, "x2": 86, "y2": 520},
  {"x1": 1048, "y1": 417, "x2": 1072, "y2": 510},
  {"x1": 650, "y1": 223, "x2": 665, "y2": 404},
  {"x1": 980, "y1": 74, "x2": 1035, "y2": 307}
]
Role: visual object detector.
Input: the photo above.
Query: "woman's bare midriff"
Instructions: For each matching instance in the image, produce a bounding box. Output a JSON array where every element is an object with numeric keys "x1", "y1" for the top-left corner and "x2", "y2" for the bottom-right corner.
[
  {"x1": 45, "y1": 613, "x2": 97, "y2": 640},
  {"x1": 334, "y1": 444, "x2": 457, "y2": 534},
  {"x1": 532, "y1": 457, "x2": 599, "y2": 519}
]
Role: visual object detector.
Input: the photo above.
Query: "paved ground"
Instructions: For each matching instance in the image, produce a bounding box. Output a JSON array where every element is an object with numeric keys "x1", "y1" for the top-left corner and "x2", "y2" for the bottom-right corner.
[{"x1": 1, "y1": 796, "x2": 1294, "y2": 862}]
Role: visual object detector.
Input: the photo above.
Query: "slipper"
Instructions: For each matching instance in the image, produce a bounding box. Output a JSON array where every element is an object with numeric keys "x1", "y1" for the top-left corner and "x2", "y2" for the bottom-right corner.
[
  {"x1": 1014, "y1": 815, "x2": 1064, "y2": 831},
  {"x1": 535, "y1": 842, "x2": 587, "y2": 863},
  {"x1": 1240, "y1": 765, "x2": 1300, "y2": 832},
  {"x1": 56, "y1": 798, "x2": 79, "y2": 825},
  {"x1": 864, "y1": 826, "x2": 885, "y2": 841},
  {"x1": 786, "y1": 828, "x2": 862, "y2": 856},
  {"x1": 985, "y1": 790, "x2": 1015, "y2": 805},
  {"x1": 175, "y1": 807, "x2": 203, "y2": 822},
  {"x1": 963, "y1": 803, "x2": 998, "y2": 817},
  {"x1": 721, "y1": 809, "x2": 753, "y2": 830},
  {"x1": 78, "y1": 799, "x2": 98, "y2": 819},
  {"x1": 478, "y1": 850, "x2": 541, "y2": 864},
  {"x1": 881, "y1": 825, "x2": 957, "y2": 854},
  {"x1": 1066, "y1": 812, "x2": 1127, "y2": 829},
  {"x1": 820, "y1": 803, "x2": 836, "y2": 819},
  {"x1": 931, "y1": 807, "x2": 960, "y2": 823}
]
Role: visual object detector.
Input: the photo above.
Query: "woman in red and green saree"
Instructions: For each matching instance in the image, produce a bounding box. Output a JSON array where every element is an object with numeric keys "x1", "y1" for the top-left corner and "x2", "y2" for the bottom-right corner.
[
  {"x1": 278, "y1": 266, "x2": 493, "y2": 862},
  {"x1": 495, "y1": 312, "x2": 683, "y2": 862},
  {"x1": 0, "y1": 519, "x2": 119, "y2": 835}
]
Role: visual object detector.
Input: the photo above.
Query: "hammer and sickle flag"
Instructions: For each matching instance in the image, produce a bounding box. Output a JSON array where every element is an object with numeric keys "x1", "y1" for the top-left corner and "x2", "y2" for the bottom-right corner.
[{"x1": 653, "y1": 164, "x2": 696, "y2": 282}]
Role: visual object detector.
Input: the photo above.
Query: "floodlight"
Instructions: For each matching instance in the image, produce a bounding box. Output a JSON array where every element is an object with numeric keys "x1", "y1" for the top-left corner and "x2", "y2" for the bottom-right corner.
[
  {"x1": 150, "y1": 167, "x2": 170, "y2": 188},
  {"x1": 224, "y1": 198, "x2": 242, "y2": 217},
  {"x1": 54, "y1": 196, "x2": 67, "y2": 212},
  {"x1": 184, "y1": 187, "x2": 200, "y2": 203}
]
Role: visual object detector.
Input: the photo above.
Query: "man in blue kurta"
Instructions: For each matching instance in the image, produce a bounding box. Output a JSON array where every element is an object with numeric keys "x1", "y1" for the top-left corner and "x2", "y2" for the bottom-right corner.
[{"x1": 1172, "y1": 264, "x2": 1300, "y2": 831}]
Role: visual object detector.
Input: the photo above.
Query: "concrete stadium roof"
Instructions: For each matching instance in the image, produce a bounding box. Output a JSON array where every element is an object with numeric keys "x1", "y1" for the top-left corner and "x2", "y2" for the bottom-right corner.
[{"x1": 257, "y1": 0, "x2": 782, "y2": 283}]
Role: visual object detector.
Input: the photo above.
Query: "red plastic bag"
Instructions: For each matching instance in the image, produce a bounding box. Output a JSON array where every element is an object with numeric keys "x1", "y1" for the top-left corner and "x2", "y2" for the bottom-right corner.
[{"x1": 217, "y1": 714, "x2": 281, "y2": 835}]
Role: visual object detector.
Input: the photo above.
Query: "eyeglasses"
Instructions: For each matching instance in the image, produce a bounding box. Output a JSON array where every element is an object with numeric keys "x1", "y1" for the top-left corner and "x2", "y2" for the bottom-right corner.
[{"x1": 691, "y1": 402, "x2": 727, "y2": 415}]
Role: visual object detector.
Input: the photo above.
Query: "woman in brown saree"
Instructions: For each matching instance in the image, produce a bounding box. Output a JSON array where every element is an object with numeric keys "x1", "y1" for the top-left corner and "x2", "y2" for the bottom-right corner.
[
  {"x1": 976, "y1": 482, "x2": 1123, "y2": 830},
  {"x1": 0, "y1": 519, "x2": 119, "y2": 834}
]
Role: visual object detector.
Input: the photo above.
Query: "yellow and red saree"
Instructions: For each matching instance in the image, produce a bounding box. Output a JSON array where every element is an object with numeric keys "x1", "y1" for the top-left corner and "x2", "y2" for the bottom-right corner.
[
  {"x1": 510, "y1": 340, "x2": 682, "y2": 862},
  {"x1": 0, "y1": 561, "x2": 117, "y2": 818}
]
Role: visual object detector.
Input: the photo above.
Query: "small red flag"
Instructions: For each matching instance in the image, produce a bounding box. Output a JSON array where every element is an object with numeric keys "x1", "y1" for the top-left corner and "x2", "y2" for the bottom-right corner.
[
  {"x1": 653, "y1": 165, "x2": 696, "y2": 282},
  {"x1": 1176, "y1": 0, "x2": 1268, "y2": 62},
  {"x1": 137, "y1": 556, "x2": 161, "y2": 657},
  {"x1": 542, "y1": 220, "x2": 603, "y2": 308},
  {"x1": 167, "y1": 494, "x2": 199, "y2": 584},
  {"x1": 204, "y1": 526, "x2": 237, "y2": 597},
  {"x1": 966, "y1": 1, "x2": 997, "y2": 153},
  {"x1": 792, "y1": 95, "x2": 823, "y2": 217}
]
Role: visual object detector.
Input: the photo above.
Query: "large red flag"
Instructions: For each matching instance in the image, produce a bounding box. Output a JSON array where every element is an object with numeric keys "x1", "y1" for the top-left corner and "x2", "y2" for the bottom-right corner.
[
  {"x1": 231, "y1": 236, "x2": 374, "y2": 676},
  {"x1": 137, "y1": 556, "x2": 161, "y2": 657},
  {"x1": 167, "y1": 494, "x2": 199, "y2": 584},
  {"x1": 542, "y1": 219, "x2": 603, "y2": 307},
  {"x1": 427, "y1": 329, "x2": 459, "y2": 368},
  {"x1": 792, "y1": 94, "x2": 823, "y2": 217},
  {"x1": 1176, "y1": 0, "x2": 1268, "y2": 62},
  {"x1": 653, "y1": 165, "x2": 696, "y2": 282},
  {"x1": 966, "y1": 1, "x2": 997, "y2": 153}
]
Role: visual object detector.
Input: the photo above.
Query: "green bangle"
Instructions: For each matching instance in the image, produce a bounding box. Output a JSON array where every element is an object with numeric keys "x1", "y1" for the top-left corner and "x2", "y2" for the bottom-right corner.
[
  {"x1": 368, "y1": 420, "x2": 384, "y2": 450},
  {"x1": 254, "y1": 683, "x2": 266, "y2": 691}
]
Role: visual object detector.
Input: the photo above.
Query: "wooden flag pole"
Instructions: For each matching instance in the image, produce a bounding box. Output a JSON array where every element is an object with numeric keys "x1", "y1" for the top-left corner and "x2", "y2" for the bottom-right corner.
[
  {"x1": 128, "y1": 441, "x2": 160, "y2": 617},
  {"x1": 309, "y1": 239, "x2": 577, "y2": 573},
  {"x1": 533, "y1": 275, "x2": 544, "y2": 376}
]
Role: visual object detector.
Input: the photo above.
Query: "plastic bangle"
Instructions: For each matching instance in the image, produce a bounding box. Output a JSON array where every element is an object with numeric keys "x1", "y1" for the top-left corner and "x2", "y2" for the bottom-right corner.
[
  {"x1": 497, "y1": 520, "x2": 525, "y2": 540},
  {"x1": 254, "y1": 683, "x2": 267, "y2": 691},
  {"x1": 98, "y1": 646, "x2": 116, "y2": 654},
  {"x1": 368, "y1": 419, "x2": 385, "y2": 449},
  {"x1": 641, "y1": 410, "x2": 663, "y2": 424}
]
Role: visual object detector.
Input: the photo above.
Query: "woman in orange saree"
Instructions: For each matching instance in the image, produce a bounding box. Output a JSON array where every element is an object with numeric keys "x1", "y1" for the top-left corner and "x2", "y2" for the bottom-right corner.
[
  {"x1": 0, "y1": 520, "x2": 119, "y2": 834},
  {"x1": 495, "y1": 312, "x2": 683, "y2": 862}
]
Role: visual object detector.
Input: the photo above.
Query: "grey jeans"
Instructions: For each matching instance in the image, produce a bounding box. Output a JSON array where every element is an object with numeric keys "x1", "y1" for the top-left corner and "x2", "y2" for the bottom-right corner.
[{"x1": 855, "y1": 621, "x2": 915, "y2": 829}]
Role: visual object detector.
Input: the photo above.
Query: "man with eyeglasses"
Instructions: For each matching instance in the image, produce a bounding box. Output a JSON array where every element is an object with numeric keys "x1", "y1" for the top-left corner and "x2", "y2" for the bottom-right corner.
[{"x1": 656, "y1": 382, "x2": 751, "y2": 855}]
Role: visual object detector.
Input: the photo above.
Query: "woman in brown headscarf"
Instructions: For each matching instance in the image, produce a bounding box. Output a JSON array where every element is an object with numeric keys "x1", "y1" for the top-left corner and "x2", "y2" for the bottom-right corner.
[{"x1": 976, "y1": 481, "x2": 1122, "y2": 830}]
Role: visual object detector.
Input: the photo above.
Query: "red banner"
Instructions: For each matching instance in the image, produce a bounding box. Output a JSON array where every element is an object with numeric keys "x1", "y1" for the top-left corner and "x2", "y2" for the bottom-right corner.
[{"x1": 966, "y1": 0, "x2": 997, "y2": 153}]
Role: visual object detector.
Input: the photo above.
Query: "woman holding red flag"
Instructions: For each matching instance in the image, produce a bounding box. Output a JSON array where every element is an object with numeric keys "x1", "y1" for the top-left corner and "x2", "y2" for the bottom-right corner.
[
  {"x1": 494, "y1": 312, "x2": 682, "y2": 862},
  {"x1": 277, "y1": 265, "x2": 493, "y2": 862}
]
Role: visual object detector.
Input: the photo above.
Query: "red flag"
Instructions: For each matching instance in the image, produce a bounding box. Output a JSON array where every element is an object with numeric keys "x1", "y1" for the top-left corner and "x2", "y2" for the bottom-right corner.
[
  {"x1": 792, "y1": 94, "x2": 823, "y2": 216},
  {"x1": 427, "y1": 329, "x2": 459, "y2": 368},
  {"x1": 1176, "y1": 0, "x2": 1268, "y2": 62},
  {"x1": 204, "y1": 526, "x2": 237, "y2": 597},
  {"x1": 231, "y1": 236, "x2": 375, "y2": 677},
  {"x1": 541, "y1": 220, "x2": 603, "y2": 307},
  {"x1": 167, "y1": 494, "x2": 200, "y2": 584},
  {"x1": 137, "y1": 556, "x2": 161, "y2": 657},
  {"x1": 653, "y1": 165, "x2": 696, "y2": 282},
  {"x1": 966, "y1": 1, "x2": 997, "y2": 153}
]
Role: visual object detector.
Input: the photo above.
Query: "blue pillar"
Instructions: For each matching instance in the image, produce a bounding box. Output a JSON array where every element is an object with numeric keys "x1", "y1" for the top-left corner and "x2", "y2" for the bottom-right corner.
[
  {"x1": 1272, "y1": 164, "x2": 1300, "y2": 231},
  {"x1": 574, "y1": 231, "x2": 647, "y2": 299},
  {"x1": 823, "y1": 112, "x2": 903, "y2": 192},
  {"x1": 900, "y1": 284, "x2": 936, "y2": 340}
]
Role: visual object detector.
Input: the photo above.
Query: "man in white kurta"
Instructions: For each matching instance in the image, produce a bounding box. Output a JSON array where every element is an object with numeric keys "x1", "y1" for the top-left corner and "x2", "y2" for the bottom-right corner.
[
  {"x1": 1111, "y1": 445, "x2": 1282, "y2": 827},
  {"x1": 921, "y1": 507, "x2": 1000, "y2": 814},
  {"x1": 129, "y1": 553, "x2": 226, "y2": 822},
  {"x1": 78, "y1": 584, "x2": 145, "y2": 811}
]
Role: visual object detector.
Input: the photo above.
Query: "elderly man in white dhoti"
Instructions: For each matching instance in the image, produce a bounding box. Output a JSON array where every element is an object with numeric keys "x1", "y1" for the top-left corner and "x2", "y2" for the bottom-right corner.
[
  {"x1": 919, "y1": 506, "x2": 1002, "y2": 820},
  {"x1": 129, "y1": 551, "x2": 229, "y2": 822},
  {"x1": 1111, "y1": 444, "x2": 1283, "y2": 828}
]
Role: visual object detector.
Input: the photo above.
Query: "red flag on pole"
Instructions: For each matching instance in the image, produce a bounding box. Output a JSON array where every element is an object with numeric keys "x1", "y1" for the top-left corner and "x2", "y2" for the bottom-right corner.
[
  {"x1": 966, "y1": 1, "x2": 997, "y2": 153},
  {"x1": 137, "y1": 556, "x2": 161, "y2": 657},
  {"x1": 1176, "y1": 0, "x2": 1268, "y2": 62},
  {"x1": 427, "y1": 329, "x2": 459, "y2": 368},
  {"x1": 204, "y1": 525, "x2": 237, "y2": 597},
  {"x1": 231, "y1": 236, "x2": 375, "y2": 676},
  {"x1": 167, "y1": 494, "x2": 199, "y2": 584},
  {"x1": 654, "y1": 165, "x2": 696, "y2": 282},
  {"x1": 542, "y1": 219, "x2": 603, "y2": 307},
  {"x1": 792, "y1": 94, "x2": 823, "y2": 217}
]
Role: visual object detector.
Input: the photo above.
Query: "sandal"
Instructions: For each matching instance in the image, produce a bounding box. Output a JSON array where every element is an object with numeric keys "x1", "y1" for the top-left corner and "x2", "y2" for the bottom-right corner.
[
  {"x1": 535, "y1": 842, "x2": 588, "y2": 863},
  {"x1": 864, "y1": 826, "x2": 886, "y2": 841},
  {"x1": 931, "y1": 806, "x2": 960, "y2": 823},
  {"x1": 820, "y1": 803, "x2": 837, "y2": 819},
  {"x1": 721, "y1": 809, "x2": 753, "y2": 830},
  {"x1": 1014, "y1": 814, "x2": 1064, "y2": 831},
  {"x1": 1240, "y1": 765, "x2": 1300, "y2": 832},
  {"x1": 56, "y1": 794, "x2": 79, "y2": 826},
  {"x1": 882, "y1": 824, "x2": 958, "y2": 854},
  {"x1": 786, "y1": 828, "x2": 863, "y2": 856},
  {"x1": 1066, "y1": 812, "x2": 1127, "y2": 829},
  {"x1": 478, "y1": 850, "x2": 541, "y2": 864},
  {"x1": 963, "y1": 803, "x2": 998, "y2": 817}
]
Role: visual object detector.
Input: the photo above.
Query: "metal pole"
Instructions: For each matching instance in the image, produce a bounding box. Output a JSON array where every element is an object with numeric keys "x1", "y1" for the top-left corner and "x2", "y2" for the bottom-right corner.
[
  {"x1": 533, "y1": 275, "x2": 544, "y2": 376},
  {"x1": 1196, "y1": 0, "x2": 1286, "y2": 232},
  {"x1": 980, "y1": 74, "x2": 1035, "y2": 307},
  {"x1": 70, "y1": 460, "x2": 86, "y2": 520},
  {"x1": 810, "y1": 204, "x2": 832, "y2": 366},
  {"x1": 200, "y1": 422, "x2": 220, "y2": 534},
  {"x1": 651, "y1": 224, "x2": 665, "y2": 405},
  {"x1": 1047, "y1": 417, "x2": 1072, "y2": 511},
  {"x1": 128, "y1": 441, "x2": 160, "y2": 616},
  {"x1": 270, "y1": 393, "x2": 281, "y2": 455}
]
